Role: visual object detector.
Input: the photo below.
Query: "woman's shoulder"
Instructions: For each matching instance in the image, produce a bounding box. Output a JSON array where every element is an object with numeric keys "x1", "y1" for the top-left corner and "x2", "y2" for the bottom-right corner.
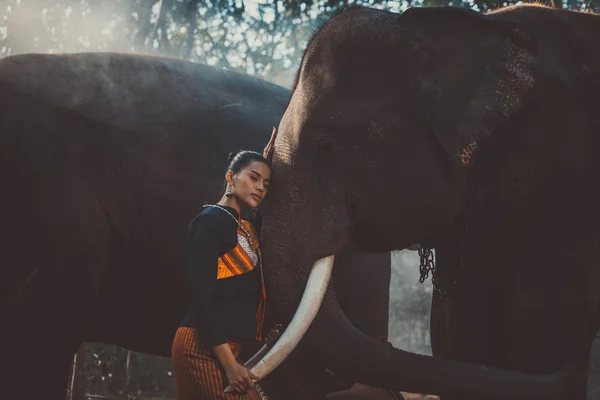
[{"x1": 189, "y1": 205, "x2": 237, "y2": 233}]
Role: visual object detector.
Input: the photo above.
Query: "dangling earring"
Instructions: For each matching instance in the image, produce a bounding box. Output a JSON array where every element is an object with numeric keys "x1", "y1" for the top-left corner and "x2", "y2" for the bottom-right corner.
[{"x1": 225, "y1": 185, "x2": 233, "y2": 198}]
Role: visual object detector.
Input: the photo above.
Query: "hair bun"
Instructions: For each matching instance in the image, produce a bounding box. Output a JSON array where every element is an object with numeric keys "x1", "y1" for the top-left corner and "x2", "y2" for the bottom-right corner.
[
  {"x1": 226, "y1": 149, "x2": 268, "y2": 174},
  {"x1": 227, "y1": 149, "x2": 244, "y2": 164}
]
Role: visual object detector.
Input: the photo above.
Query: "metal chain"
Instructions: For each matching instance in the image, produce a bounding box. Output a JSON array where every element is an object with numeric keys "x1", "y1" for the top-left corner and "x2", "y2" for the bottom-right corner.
[
  {"x1": 419, "y1": 245, "x2": 448, "y2": 297},
  {"x1": 418, "y1": 246, "x2": 433, "y2": 285}
]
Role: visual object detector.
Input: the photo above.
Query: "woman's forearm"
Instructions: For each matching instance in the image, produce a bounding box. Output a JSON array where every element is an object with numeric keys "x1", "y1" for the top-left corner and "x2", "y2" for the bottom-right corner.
[{"x1": 212, "y1": 343, "x2": 238, "y2": 369}]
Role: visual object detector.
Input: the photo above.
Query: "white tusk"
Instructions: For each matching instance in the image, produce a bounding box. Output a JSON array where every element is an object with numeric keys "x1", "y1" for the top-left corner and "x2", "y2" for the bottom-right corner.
[
  {"x1": 224, "y1": 255, "x2": 335, "y2": 393},
  {"x1": 242, "y1": 343, "x2": 269, "y2": 370}
]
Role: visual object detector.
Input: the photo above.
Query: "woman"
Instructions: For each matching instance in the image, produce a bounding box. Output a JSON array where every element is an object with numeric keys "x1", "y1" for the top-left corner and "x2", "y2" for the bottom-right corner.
[{"x1": 172, "y1": 148, "x2": 272, "y2": 400}]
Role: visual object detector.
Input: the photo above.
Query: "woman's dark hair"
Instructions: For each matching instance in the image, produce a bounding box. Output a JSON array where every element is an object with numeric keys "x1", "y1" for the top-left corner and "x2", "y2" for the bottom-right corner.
[{"x1": 227, "y1": 150, "x2": 269, "y2": 173}]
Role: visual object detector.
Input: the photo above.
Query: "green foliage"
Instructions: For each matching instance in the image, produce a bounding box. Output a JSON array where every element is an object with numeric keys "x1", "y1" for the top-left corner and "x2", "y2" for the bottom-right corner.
[
  {"x1": 0, "y1": 0, "x2": 405, "y2": 86},
  {"x1": 2, "y1": 0, "x2": 594, "y2": 88}
]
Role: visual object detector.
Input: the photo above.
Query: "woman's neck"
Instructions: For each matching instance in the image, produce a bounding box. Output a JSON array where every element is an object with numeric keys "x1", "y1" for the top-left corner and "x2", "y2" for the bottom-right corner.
[{"x1": 217, "y1": 195, "x2": 242, "y2": 216}]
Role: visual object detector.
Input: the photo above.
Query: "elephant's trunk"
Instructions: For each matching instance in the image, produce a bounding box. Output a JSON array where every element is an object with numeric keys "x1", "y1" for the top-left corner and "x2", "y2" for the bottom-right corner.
[{"x1": 259, "y1": 257, "x2": 576, "y2": 398}]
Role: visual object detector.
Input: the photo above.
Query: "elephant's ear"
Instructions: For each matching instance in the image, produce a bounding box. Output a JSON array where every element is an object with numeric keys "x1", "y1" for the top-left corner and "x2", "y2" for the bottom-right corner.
[{"x1": 397, "y1": 7, "x2": 537, "y2": 167}]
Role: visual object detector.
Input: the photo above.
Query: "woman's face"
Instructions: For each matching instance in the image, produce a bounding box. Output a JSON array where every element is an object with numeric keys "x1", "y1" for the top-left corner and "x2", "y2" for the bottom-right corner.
[{"x1": 229, "y1": 160, "x2": 271, "y2": 209}]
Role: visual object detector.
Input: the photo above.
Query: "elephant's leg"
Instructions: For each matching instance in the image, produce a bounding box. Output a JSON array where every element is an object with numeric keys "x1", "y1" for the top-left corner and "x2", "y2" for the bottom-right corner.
[
  {"x1": 430, "y1": 296, "x2": 469, "y2": 400},
  {"x1": 430, "y1": 295, "x2": 471, "y2": 361},
  {"x1": 505, "y1": 238, "x2": 600, "y2": 400},
  {"x1": 430, "y1": 241, "x2": 509, "y2": 400},
  {"x1": 3, "y1": 270, "x2": 89, "y2": 400},
  {"x1": 431, "y1": 233, "x2": 502, "y2": 361},
  {"x1": 333, "y1": 249, "x2": 391, "y2": 340},
  {"x1": 430, "y1": 294, "x2": 507, "y2": 400},
  {"x1": 5, "y1": 337, "x2": 79, "y2": 400},
  {"x1": 2, "y1": 208, "x2": 110, "y2": 399}
]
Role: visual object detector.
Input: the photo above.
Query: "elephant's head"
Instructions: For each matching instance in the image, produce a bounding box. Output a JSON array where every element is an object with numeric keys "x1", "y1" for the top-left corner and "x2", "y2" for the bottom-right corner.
[{"x1": 250, "y1": 5, "x2": 577, "y2": 398}]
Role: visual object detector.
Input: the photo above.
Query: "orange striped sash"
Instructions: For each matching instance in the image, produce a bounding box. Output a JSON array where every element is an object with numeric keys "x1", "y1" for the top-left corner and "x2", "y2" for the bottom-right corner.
[
  {"x1": 217, "y1": 220, "x2": 260, "y2": 279},
  {"x1": 216, "y1": 220, "x2": 267, "y2": 341}
]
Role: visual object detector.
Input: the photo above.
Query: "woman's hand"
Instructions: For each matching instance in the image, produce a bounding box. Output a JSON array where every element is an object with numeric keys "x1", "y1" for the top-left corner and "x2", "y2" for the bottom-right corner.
[
  {"x1": 212, "y1": 343, "x2": 258, "y2": 393},
  {"x1": 224, "y1": 362, "x2": 258, "y2": 393}
]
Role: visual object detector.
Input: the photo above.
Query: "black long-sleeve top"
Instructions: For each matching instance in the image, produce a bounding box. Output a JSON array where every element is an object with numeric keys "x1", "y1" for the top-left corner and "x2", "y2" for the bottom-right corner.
[{"x1": 179, "y1": 205, "x2": 263, "y2": 346}]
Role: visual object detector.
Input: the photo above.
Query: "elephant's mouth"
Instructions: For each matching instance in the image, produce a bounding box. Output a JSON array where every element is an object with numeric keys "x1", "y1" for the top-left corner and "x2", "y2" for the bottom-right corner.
[{"x1": 225, "y1": 255, "x2": 335, "y2": 390}]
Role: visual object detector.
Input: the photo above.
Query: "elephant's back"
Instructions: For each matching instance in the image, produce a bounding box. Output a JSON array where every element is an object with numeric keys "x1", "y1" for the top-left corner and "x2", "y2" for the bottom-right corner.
[
  {"x1": 0, "y1": 52, "x2": 289, "y2": 144},
  {"x1": 0, "y1": 52, "x2": 290, "y2": 194}
]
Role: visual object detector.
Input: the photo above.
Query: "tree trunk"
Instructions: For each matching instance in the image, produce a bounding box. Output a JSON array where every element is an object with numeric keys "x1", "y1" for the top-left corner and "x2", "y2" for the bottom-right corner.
[{"x1": 125, "y1": 350, "x2": 132, "y2": 389}]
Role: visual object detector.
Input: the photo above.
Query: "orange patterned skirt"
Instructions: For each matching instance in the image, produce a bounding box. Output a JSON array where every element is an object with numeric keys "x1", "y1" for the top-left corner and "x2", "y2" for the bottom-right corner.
[{"x1": 172, "y1": 327, "x2": 263, "y2": 400}]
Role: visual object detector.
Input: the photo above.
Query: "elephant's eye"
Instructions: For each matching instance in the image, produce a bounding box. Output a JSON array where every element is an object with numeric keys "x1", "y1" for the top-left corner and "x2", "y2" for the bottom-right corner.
[
  {"x1": 313, "y1": 136, "x2": 336, "y2": 152},
  {"x1": 312, "y1": 135, "x2": 339, "y2": 171}
]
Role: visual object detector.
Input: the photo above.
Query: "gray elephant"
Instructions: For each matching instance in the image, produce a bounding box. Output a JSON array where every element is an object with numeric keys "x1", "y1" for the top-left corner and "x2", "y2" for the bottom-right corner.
[
  {"x1": 0, "y1": 52, "x2": 393, "y2": 400},
  {"x1": 250, "y1": 3, "x2": 599, "y2": 400}
]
